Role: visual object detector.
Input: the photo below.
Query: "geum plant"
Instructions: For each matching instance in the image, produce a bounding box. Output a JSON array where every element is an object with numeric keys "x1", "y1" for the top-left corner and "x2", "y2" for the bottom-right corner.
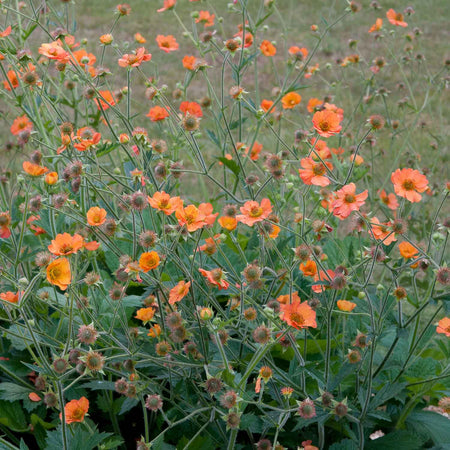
[{"x1": 0, "y1": 0, "x2": 448, "y2": 449}]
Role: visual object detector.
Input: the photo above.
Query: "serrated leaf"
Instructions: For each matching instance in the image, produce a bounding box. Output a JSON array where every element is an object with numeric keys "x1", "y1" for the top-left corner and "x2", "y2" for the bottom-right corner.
[
  {"x1": 216, "y1": 157, "x2": 240, "y2": 177},
  {"x1": 405, "y1": 411, "x2": 450, "y2": 444}
]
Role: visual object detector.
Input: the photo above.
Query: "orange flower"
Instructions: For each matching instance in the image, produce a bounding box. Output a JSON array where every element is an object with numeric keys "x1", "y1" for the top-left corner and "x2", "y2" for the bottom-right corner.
[
  {"x1": 196, "y1": 11, "x2": 215, "y2": 27},
  {"x1": 299, "y1": 157, "x2": 333, "y2": 186},
  {"x1": 134, "y1": 33, "x2": 146, "y2": 44},
  {"x1": 0, "y1": 211, "x2": 11, "y2": 239},
  {"x1": 62, "y1": 397, "x2": 89, "y2": 424},
  {"x1": 281, "y1": 92, "x2": 301, "y2": 109},
  {"x1": 299, "y1": 260, "x2": 317, "y2": 277},
  {"x1": 100, "y1": 34, "x2": 113, "y2": 45},
  {"x1": 148, "y1": 324, "x2": 162, "y2": 338},
  {"x1": 118, "y1": 47, "x2": 152, "y2": 67},
  {"x1": 337, "y1": 300, "x2": 356, "y2": 312},
  {"x1": 288, "y1": 46, "x2": 308, "y2": 60},
  {"x1": 218, "y1": 216, "x2": 237, "y2": 231},
  {"x1": 94, "y1": 90, "x2": 116, "y2": 110},
  {"x1": 260, "y1": 40, "x2": 276, "y2": 56},
  {"x1": 3, "y1": 70, "x2": 19, "y2": 91},
  {"x1": 139, "y1": 251, "x2": 160, "y2": 272},
  {"x1": 310, "y1": 138, "x2": 331, "y2": 160},
  {"x1": 28, "y1": 392, "x2": 41, "y2": 402},
  {"x1": 45, "y1": 172, "x2": 58, "y2": 185},
  {"x1": 48, "y1": 233, "x2": 85, "y2": 256},
  {"x1": 378, "y1": 189, "x2": 399, "y2": 210},
  {"x1": 156, "y1": 35, "x2": 179, "y2": 53},
  {"x1": 312, "y1": 110, "x2": 342, "y2": 137},
  {"x1": 260, "y1": 99, "x2": 275, "y2": 113},
  {"x1": 86, "y1": 206, "x2": 107, "y2": 226},
  {"x1": 307, "y1": 98, "x2": 323, "y2": 113},
  {"x1": 157, "y1": 0, "x2": 176, "y2": 13},
  {"x1": 237, "y1": 198, "x2": 272, "y2": 226},
  {"x1": 38, "y1": 41, "x2": 69, "y2": 63},
  {"x1": 330, "y1": 183, "x2": 368, "y2": 220},
  {"x1": 148, "y1": 191, "x2": 183, "y2": 215},
  {"x1": 169, "y1": 280, "x2": 191, "y2": 304},
  {"x1": 10, "y1": 115, "x2": 33, "y2": 136},
  {"x1": 0, "y1": 291, "x2": 23, "y2": 304},
  {"x1": 146, "y1": 106, "x2": 170, "y2": 122},
  {"x1": 46, "y1": 257, "x2": 71, "y2": 291},
  {"x1": 71, "y1": 49, "x2": 96, "y2": 67},
  {"x1": 182, "y1": 55, "x2": 197, "y2": 70},
  {"x1": 369, "y1": 18, "x2": 383, "y2": 33},
  {"x1": 73, "y1": 126, "x2": 101, "y2": 152},
  {"x1": 312, "y1": 269, "x2": 335, "y2": 293},
  {"x1": 23, "y1": 161, "x2": 48, "y2": 177},
  {"x1": 135, "y1": 307, "x2": 155, "y2": 323},
  {"x1": 279, "y1": 299, "x2": 317, "y2": 329},
  {"x1": 436, "y1": 317, "x2": 450, "y2": 337},
  {"x1": 369, "y1": 217, "x2": 396, "y2": 245},
  {"x1": 0, "y1": 26, "x2": 12, "y2": 38},
  {"x1": 277, "y1": 291, "x2": 301, "y2": 305},
  {"x1": 398, "y1": 241, "x2": 419, "y2": 259},
  {"x1": 27, "y1": 215, "x2": 46, "y2": 236},
  {"x1": 391, "y1": 168, "x2": 428, "y2": 203},
  {"x1": 176, "y1": 203, "x2": 216, "y2": 232},
  {"x1": 199, "y1": 268, "x2": 229, "y2": 290},
  {"x1": 180, "y1": 101, "x2": 203, "y2": 118},
  {"x1": 386, "y1": 9, "x2": 408, "y2": 27}
]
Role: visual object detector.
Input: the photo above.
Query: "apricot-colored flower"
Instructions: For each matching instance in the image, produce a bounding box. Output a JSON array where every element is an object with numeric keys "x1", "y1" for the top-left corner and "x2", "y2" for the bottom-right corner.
[
  {"x1": 436, "y1": 317, "x2": 450, "y2": 337},
  {"x1": 337, "y1": 300, "x2": 356, "y2": 312},
  {"x1": 157, "y1": 0, "x2": 176, "y2": 12},
  {"x1": 134, "y1": 33, "x2": 146, "y2": 44},
  {"x1": 3, "y1": 70, "x2": 19, "y2": 91},
  {"x1": 288, "y1": 46, "x2": 308, "y2": 60},
  {"x1": 277, "y1": 292, "x2": 301, "y2": 305},
  {"x1": 330, "y1": 183, "x2": 367, "y2": 220},
  {"x1": 369, "y1": 18, "x2": 383, "y2": 33},
  {"x1": 310, "y1": 138, "x2": 331, "y2": 160},
  {"x1": 62, "y1": 397, "x2": 89, "y2": 424},
  {"x1": 299, "y1": 157, "x2": 333, "y2": 186},
  {"x1": 279, "y1": 299, "x2": 317, "y2": 329},
  {"x1": 27, "y1": 216, "x2": 46, "y2": 236},
  {"x1": 307, "y1": 98, "x2": 323, "y2": 113},
  {"x1": 0, "y1": 26, "x2": 12, "y2": 38},
  {"x1": 180, "y1": 101, "x2": 202, "y2": 118},
  {"x1": 48, "y1": 233, "x2": 85, "y2": 256},
  {"x1": 0, "y1": 291, "x2": 23, "y2": 304},
  {"x1": 236, "y1": 199, "x2": 272, "y2": 227},
  {"x1": 147, "y1": 106, "x2": 170, "y2": 122},
  {"x1": 378, "y1": 189, "x2": 399, "y2": 210},
  {"x1": 47, "y1": 258, "x2": 71, "y2": 291},
  {"x1": 71, "y1": 49, "x2": 96, "y2": 67},
  {"x1": 100, "y1": 34, "x2": 113, "y2": 45},
  {"x1": 156, "y1": 35, "x2": 179, "y2": 53},
  {"x1": 28, "y1": 392, "x2": 41, "y2": 402},
  {"x1": 196, "y1": 11, "x2": 215, "y2": 27},
  {"x1": 73, "y1": 126, "x2": 101, "y2": 152},
  {"x1": 391, "y1": 168, "x2": 428, "y2": 203},
  {"x1": 139, "y1": 251, "x2": 160, "y2": 272},
  {"x1": 312, "y1": 269, "x2": 335, "y2": 293},
  {"x1": 182, "y1": 55, "x2": 197, "y2": 70},
  {"x1": 199, "y1": 268, "x2": 229, "y2": 290},
  {"x1": 312, "y1": 110, "x2": 342, "y2": 138},
  {"x1": 23, "y1": 161, "x2": 48, "y2": 177},
  {"x1": 369, "y1": 217, "x2": 396, "y2": 245},
  {"x1": 118, "y1": 47, "x2": 152, "y2": 67},
  {"x1": 386, "y1": 9, "x2": 408, "y2": 27},
  {"x1": 260, "y1": 99, "x2": 275, "y2": 113},
  {"x1": 10, "y1": 115, "x2": 33, "y2": 136},
  {"x1": 45, "y1": 172, "x2": 58, "y2": 185},
  {"x1": 148, "y1": 191, "x2": 183, "y2": 215},
  {"x1": 38, "y1": 41, "x2": 69, "y2": 63},
  {"x1": 94, "y1": 90, "x2": 116, "y2": 110},
  {"x1": 398, "y1": 241, "x2": 419, "y2": 259},
  {"x1": 86, "y1": 207, "x2": 107, "y2": 226},
  {"x1": 299, "y1": 260, "x2": 317, "y2": 277},
  {"x1": 260, "y1": 40, "x2": 276, "y2": 56},
  {"x1": 218, "y1": 216, "x2": 237, "y2": 231},
  {"x1": 0, "y1": 211, "x2": 11, "y2": 239},
  {"x1": 169, "y1": 280, "x2": 191, "y2": 304},
  {"x1": 135, "y1": 307, "x2": 155, "y2": 323},
  {"x1": 281, "y1": 92, "x2": 301, "y2": 109}
]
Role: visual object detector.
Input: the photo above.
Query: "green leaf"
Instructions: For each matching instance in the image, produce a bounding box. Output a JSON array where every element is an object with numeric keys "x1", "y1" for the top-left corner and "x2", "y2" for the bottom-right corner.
[
  {"x1": 0, "y1": 382, "x2": 32, "y2": 402},
  {"x1": 405, "y1": 410, "x2": 450, "y2": 444},
  {"x1": 329, "y1": 439, "x2": 358, "y2": 450},
  {"x1": 370, "y1": 382, "x2": 407, "y2": 410},
  {"x1": 366, "y1": 430, "x2": 424, "y2": 449},
  {"x1": 0, "y1": 400, "x2": 28, "y2": 432},
  {"x1": 216, "y1": 157, "x2": 240, "y2": 177}
]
